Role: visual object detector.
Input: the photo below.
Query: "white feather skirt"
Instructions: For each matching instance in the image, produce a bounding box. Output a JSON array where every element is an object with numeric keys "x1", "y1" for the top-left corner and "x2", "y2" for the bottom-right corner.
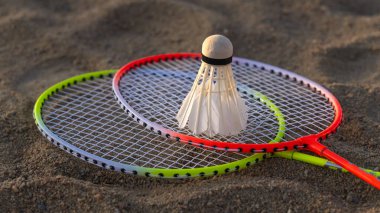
[{"x1": 176, "y1": 62, "x2": 248, "y2": 137}]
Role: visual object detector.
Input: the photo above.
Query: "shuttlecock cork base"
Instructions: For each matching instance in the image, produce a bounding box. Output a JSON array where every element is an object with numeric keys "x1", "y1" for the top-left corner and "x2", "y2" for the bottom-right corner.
[{"x1": 176, "y1": 35, "x2": 248, "y2": 137}]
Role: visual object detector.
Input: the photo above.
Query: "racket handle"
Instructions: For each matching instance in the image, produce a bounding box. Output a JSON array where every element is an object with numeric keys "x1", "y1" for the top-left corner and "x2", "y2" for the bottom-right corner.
[{"x1": 320, "y1": 148, "x2": 380, "y2": 190}]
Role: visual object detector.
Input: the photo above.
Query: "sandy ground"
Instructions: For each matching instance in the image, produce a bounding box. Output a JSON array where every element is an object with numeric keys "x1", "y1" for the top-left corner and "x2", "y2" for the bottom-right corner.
[{"x1": 0, "y1": 0, "x2": 380, "y2": 212}]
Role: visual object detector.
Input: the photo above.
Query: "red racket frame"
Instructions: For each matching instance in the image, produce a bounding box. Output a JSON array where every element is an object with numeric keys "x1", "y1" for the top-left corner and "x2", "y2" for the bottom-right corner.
[{"x1": 113, "y1": 53, "x2": 380, "y2": 189}]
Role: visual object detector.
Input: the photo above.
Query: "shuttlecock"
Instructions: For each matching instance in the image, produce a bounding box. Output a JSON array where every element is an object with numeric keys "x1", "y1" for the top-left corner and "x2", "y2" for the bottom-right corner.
[{"x1": 176, "y1": 34, "x2": 248, "y2": 137}]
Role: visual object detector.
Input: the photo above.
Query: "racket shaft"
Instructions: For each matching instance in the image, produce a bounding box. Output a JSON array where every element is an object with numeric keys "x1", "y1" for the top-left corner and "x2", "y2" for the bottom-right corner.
[{"x1": 320, "y1": 148, "x2": 380, "y2": 189}]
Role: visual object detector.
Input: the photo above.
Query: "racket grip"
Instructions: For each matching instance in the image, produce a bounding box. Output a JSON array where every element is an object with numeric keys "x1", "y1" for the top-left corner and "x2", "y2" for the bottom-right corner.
[{"x1": 321, "y1": 148, "x2": 380, "y2": 190}]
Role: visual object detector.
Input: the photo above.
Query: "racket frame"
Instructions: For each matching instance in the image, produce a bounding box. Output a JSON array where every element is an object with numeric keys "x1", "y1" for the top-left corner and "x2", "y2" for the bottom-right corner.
[{"x1": 112, "y1": 53, "x2": 342, "y2": 153}]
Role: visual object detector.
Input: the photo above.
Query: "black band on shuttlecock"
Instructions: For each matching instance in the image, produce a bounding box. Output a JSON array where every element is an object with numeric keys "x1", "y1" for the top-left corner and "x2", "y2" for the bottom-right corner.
[{"x1": 201, "y1": 54, "x2": 232, "y2": 65}]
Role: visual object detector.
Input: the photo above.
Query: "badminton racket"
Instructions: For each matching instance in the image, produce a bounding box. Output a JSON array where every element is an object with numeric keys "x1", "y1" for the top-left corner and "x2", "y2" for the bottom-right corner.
[
  {"x1": 33, "y1": 70, "x2": 277, "y2": 178},
  {"x1": 113, "y1": 53, "x2": 380, "y2": 188}
]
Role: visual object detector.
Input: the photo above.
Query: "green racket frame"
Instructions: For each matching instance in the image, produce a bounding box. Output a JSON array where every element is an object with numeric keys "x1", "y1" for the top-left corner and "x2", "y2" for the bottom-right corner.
[{"x1": 33, "y1": 70, "x2": 278, "y2": 177}]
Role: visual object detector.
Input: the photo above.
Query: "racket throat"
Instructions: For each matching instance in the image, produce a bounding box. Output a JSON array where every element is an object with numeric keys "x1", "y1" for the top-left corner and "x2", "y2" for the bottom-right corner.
[{"x1": 297, "y1": 136, "x2": 328, "y2": 155}]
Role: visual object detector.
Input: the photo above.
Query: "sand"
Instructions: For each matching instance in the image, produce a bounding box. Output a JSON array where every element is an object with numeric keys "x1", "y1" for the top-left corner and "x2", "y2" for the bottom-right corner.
[{"x1": 0, "y1": 0, "x2": 379, "y2": 212}]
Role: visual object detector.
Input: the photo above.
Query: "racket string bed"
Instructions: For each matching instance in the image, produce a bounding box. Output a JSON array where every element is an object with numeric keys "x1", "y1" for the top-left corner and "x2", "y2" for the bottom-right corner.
[
  {"x1": 41, "y1": 75, "x2": 252, "y2": 169},
  {"x1": 117, "y1": 57, "x2": 335, "y2": 144}
]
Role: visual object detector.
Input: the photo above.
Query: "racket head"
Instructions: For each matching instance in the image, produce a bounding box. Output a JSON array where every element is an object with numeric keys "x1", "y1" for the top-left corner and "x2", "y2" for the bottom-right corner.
[
  {"x1": 113, "y1": 53, "x2": 343, "y2": 153},
  {"x1": 33, "y1": 70, "x2": 284, "y2": 178}
]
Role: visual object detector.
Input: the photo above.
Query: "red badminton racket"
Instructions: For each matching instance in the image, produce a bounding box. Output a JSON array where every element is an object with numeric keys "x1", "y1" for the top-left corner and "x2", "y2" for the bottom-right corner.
[{"x1": 113, "y1": 53, "x2": 379, "y2": 189}]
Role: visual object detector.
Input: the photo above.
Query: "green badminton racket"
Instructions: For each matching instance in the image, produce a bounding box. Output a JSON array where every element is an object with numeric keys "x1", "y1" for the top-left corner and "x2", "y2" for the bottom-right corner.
[
  {"x1": 34, "y1": 69, "x2": 379, "y2": 178},
  {"x1": 33, "y1": 70, "x2": 275, "y2": 178}
]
